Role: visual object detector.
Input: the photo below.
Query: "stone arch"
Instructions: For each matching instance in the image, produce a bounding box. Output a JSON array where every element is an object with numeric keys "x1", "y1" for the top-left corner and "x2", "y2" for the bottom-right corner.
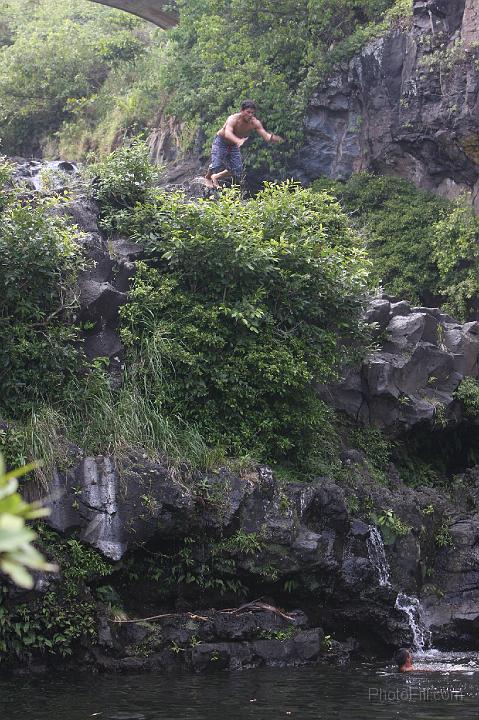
[{"x1": 88, "y1": 1, "x2": 178, "y2": 28}]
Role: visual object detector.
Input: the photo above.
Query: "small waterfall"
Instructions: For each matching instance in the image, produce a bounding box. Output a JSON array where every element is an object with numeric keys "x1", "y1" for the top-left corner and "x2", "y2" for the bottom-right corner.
[
  {"x1": 367, "y1": 525, "x2": 391, "y2": 587},
  {"x1": 366, "y1": 527, "x2": 431, "y2": 651},
  {"x1": 395, "y1": 592, "x2": 431, "y2": 652}
]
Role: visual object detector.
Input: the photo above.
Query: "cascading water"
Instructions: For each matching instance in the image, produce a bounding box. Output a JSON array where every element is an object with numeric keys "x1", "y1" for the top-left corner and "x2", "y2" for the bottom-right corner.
[
  {"x1": 395, "y1": 592, "x2": 432, "y2": 652},
  {"x1": 366, "y1": 525, "x2": 431, "y2": 651},
  {"x1": 366, "y1": 526, "x2": 391, "y2": 587}
]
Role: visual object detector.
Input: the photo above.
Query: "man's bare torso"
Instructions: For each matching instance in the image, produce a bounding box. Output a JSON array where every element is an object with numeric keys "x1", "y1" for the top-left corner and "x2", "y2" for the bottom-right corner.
[{"x1": 217, "y1": 113, "x2": 258, "y2": 141}]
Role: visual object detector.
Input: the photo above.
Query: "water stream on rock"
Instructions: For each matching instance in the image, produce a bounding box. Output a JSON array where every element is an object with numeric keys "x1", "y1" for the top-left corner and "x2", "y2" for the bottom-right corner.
[
  {"x1": 367, "y1": 526, "x2": 391, "y2": 587},
  {"x1": 394, "y1": 593, "x2": 432, "y2": 652},
  {"x1": 367, "y1": 526, "x2": 431, "y2": 651}
]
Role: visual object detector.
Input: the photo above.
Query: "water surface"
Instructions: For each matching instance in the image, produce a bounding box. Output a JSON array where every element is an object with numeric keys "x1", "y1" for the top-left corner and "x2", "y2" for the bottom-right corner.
[{"x1": 1, "y1": 661, "x2": 478, "y2": 719}]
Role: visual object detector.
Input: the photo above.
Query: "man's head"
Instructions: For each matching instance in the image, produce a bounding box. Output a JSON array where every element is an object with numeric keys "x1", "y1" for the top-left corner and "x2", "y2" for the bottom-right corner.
[
  {"x1": 240, "y1": 100, "x2": 257, "y2": 118},
  {"x1": 396, "y1": 648, "x2": 413, "y2": 671}
]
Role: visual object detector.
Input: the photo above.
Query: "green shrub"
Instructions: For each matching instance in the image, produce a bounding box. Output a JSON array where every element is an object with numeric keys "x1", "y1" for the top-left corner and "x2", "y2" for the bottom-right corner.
[
  {"x1": 0, "y1": 168, "x2": 85, "y2": 417},
  {"x1": 372, "y1": 508, "x2": 411, "y2": 545},
  {"x1": 89, "y1": 138, "x2": 159, "y2": 211},
  {"x1": 431, "y1": 198, "x2": 479, "y2": 319},
  {"x1": 454, "y1": 377, "x2": 479, "y2": 418},
  {"x1": 0, "y1": 526, "x2": 113, "y2": 659},
  {"x1": 111, "y1": 176, "x2": 371, "y2": 467}
]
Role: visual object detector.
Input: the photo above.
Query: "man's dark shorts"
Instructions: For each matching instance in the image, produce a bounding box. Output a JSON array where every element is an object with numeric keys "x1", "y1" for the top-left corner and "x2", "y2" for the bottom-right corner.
[{"x1": 209, "y1": 136, "x2": 242, "y2": 179}]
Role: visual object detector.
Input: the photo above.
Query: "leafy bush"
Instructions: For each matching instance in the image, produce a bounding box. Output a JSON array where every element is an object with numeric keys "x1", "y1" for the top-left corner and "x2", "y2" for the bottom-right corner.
[
  {"x1": 89, "y1": 138, "x2": 159, "y2": 210},
  {"x1": 0, "y1": 526, "x2": 112, "y2": 659},
  {"x1": 0, "y1": 167, "x2": 85, "y2": 417},
  {"x1": 105, "y1": 170, "x2": 372, "y2": 466},
  {"x1": 372, "y1": 508, "x2": 411, "y2": 545},
  {"x1": 313, "y1": 173, "x2": 479, "y2": 318},
  {"x1": 431, "y1": 199, "x2": 479, "y2": 319},
  {"x1": 454, "y1": 377, "x2": 479, "y2": 419}
]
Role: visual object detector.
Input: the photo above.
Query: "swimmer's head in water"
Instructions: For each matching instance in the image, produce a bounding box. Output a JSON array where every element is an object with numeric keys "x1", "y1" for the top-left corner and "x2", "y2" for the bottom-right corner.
[{"x1": 396, "y1": 648, "x2": 413, "y2": 670}]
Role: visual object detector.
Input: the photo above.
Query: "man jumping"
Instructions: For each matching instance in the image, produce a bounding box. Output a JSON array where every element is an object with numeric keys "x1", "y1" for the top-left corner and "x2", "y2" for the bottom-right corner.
[{"x1": 204, "y1": 100, "x2": 284, "y2": 188}]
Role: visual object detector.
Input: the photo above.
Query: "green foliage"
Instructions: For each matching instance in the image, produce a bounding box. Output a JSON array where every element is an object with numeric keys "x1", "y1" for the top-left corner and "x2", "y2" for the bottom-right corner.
[
  {"x1": 223, "y1": 530, "x2": 263, "y2": 556},
  {"x1": 372, "y1": 508, "x2": 411, "y2": 545},
  {"x1": 89, "y1": 138, "x2": 159, "y2": 209},
  {"x1": 350, "y1": 425, "x2": 391, "y2": 482},
  {"x1": 314, "y1": 173, "x2": 479, "y2": 318},
  {"x1": 434, "y1": 520, "x2": 454, "y2": 549},
  {"x1": 0, "y1": 163, "x2": 85, "y2": 417},
  {"x1": 105, "y1": 164, "x2": 371, "y2": 466},
  {"x1": 454, "y1": 377, "x2": 479, "y2": 419},
  {"x1": 139, "y1": 535, "x2": 247, "y2": 597},
  {"x1": 1, "y1": 362, "x2": 227, "y2": 482},
  {"x1": 0, "y1": 453, "x2": 55, "y2": 588},
  {"x1": 0, "y1": 0, "x2": 147, "y2": 154},
  {"x1": 0, "y1": 525, "x2": 112, "y2": 659},
  {"x1": 431, "y1": 198, "x2": 479, "y2": 319},
  {"x1": 259, "y1": 626, "x2": 297, "y2": 641}
]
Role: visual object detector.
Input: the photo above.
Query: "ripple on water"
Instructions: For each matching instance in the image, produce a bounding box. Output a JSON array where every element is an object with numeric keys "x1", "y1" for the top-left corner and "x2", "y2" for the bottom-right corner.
[{"x1": 1, "y1": 661, "x2": 479, "y2": 720}]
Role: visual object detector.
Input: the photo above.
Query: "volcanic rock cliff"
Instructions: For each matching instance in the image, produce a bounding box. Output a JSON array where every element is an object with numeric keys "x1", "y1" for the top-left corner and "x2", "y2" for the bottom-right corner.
[{"x1": 293, "y1": 0, "x2": 479, "y2": 208}]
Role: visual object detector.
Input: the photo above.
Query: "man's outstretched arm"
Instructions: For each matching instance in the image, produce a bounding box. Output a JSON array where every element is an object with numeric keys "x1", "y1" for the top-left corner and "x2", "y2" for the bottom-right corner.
[{"x1": 254, "y1": 119, "x2": 284, "y2": 144}]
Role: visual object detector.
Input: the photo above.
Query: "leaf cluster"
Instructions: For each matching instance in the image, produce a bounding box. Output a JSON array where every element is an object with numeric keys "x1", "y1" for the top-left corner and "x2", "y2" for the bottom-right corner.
[
  {"x1": 0, "y1": 525, "x2": 112, "y2": 659},
  {"x1": 0, "y1": 453, "x2": 55, "y2": 589}
]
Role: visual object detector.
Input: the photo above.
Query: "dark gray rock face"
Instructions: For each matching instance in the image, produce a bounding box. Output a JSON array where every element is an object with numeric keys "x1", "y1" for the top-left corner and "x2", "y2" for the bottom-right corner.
[
  {"x1": 320, "y1": 296, "x2": 479, "y2": 432},
  {"x1": 293, "y1": 0, "x2": 479, "y2": 210},
  {"x1": 10, "y1": 159, "x2": 140, "y2": 374},
  {"x1": 95, "y1": 607, "x2": 326, "y2": 672},
  {"x1": 43, "y1": 451, "x2": 479, "y2": 658}
]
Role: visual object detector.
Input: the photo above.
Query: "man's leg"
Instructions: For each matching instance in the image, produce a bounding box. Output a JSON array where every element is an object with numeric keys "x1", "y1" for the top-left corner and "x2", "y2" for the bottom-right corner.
[
  {"x1": 205, "y1": 137, "x2": 228, "y2": 187},
  {"x1": 229, "y1": 146, "x2": 243, "y2": 187},
  {"x1": 210, "y1": 169, "x2": 231, "y2": 187}
]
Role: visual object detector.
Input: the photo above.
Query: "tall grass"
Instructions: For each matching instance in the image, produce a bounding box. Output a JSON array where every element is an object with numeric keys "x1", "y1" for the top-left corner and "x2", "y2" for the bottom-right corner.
[{"x1": 6, "y1": 360, "x2": 226, "y2": 489}]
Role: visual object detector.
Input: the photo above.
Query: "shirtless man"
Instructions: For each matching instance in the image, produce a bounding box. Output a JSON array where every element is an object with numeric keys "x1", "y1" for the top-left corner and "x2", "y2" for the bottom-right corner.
[{"x1": 204, "y1": 100, "x2": 284, "y2": 188}]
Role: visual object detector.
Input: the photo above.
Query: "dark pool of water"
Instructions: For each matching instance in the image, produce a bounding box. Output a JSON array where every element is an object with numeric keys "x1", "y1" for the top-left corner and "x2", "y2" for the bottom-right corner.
[{"x1": 1, "y1": 661, "x2": 478, "y2": 720}]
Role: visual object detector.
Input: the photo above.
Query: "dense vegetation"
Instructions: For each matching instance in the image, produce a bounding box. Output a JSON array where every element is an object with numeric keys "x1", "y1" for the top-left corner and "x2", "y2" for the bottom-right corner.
[
  {"x1": 314, "y1": 173, "x2": 479, "y2": 320},
  {"x1": 0, "y1": 524, "x2": 113, "y2": 659},
  {"x1": 0, "y1": 0, "x2": 411, "y2": 166},
  {"x1": 94, "y1": 141, "x2": 371, "y2": 468},
  {"x1": 0, "y1": 143, "x2": 371, "y2": 480},
  {"x1": 0, "y1": 160, "x2": 84, "y2": 418},
  {"x1": 0, "y1": 0, "x2": 156, "y2": 155}
]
